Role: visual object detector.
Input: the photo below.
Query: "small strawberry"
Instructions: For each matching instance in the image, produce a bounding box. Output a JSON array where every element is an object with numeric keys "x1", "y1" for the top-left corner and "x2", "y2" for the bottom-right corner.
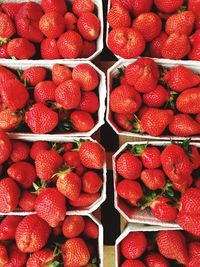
[
  {"x1": 30, "y1": 141, "x2": 50, "y2": 160},
  {"x1": 145, "y1": 252, "x2": 170, "y2": 267},
  {"x1": 78, "y1": 92, "x2": 99, "y2": 114},
  {"x1": 7, "y1": 38, "x2": 36, "y2": 59},
  {"x1": 0, "y1": 109, "x2": 22, "y2": 131},
  {"x1": 62, "y1": 215, "x2": 85, "y2": 238},
  {"x1": 72, "y1": 0, "x2": 94, "y2": 17},
  {"x1": 69, "y1": 192, "x2": 100, "y2": 207},
  {"x1": 34, "y1": 81, "x2": 56, "y2": 103},
  {"x1": 141, "y1": 169, "x2": 166, "y2": 190},
  {"x1": 114, "y1": 113, "x2": 135, "y2": 131},
  {"x1": 78, "y1": 12, "x2": 100, "y2": 41},
  {"x1": 5, "y1": 243, "x2": 27, "y2": 267},
  {"x1": 121, "y1": 259, "x2": 146, "y2": 267},
  {"x1": 52, "y1": 64, "x2": 72, "y2": 86},
  {"x1": 143, "y1": 85, "x2": 170, "y2": 108},
  {"x1": 41, "y1": 38, "x2": 61, "y2": 59},
  {"x1": 0, "y1": 216, "x2": 22, "y2": 240},
  {"x1": 141, "y1": 147, "x2": 161, "y2": 169},
  {"x1": 10, "y1": 140, "x2": 29, "y2": 162},
  {"x1": 82, "y1": 171, "x2": 103, "y2": 194},
  {"x1": 154, "y1": 0, "x2": 183, "y2": 13},
  {"x1": 0, "y1": 243, "x2": 8, "y2": 266},
  {"x1": 22, "y1": 67, "x2": 47, "y2": 87},
  {"x1": 19, "y1": 191, "x2": 37, "y2": 212},
  {"x1": 26, "y1": 248, "x2": 55, "y2": 267},
  {"x1": 176, "y1": 88, "x2": 200, "y2": 114},
  {"x1": 41, "y1": 0, "x2": 67, "y2": 15},
  {"x1": 0, "y1": 132, "x2": 12, "y2": 164},
  {"x1": 70, "y1": 110, "x2": 95, "y2": 132},
  {"x1": 0, "y1": 12, "x2": 16, "y2": 39},
  {"x1": 83, "y1": 218, "x2": 99, "y2": 239},
  {"x1": 64, "y1": 12, "x2": 77, "y2": 31},
  {"x1": 15, "y1": 214, "x2": 51, "y2": 253},
  {"x1": 81, "y1": 40, "x2": 96, "y2": 58},
  {"x1": 150, "y1": 32, "x2": 168, "y2": 58},
  {"x1": 108, "y1": 3, "x2": 131, "y2": 28},
  {"x1": 1, "y1": 3, "x2": 25, "y2": 20}
]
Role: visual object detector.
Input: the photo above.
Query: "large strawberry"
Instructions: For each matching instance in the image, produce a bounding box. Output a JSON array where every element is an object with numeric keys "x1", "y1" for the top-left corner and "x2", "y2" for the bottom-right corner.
[
  {"x1": 34, "y1": 81, "x2": 56, "y2": 103},
  {"x1": 0, "y1": 132, "x2": 12, "y2": 165},
  {"x1": 52, "y1": 64, "x2": 72, "y2": 86},
  {"x1": 150, "y1": 32, "x2": 168, "y2": 58},
  {"x1": 154, "y1": 0, "x2": 183, "y2": 13},
  {"x1": 26, "y1": 248, "x2": 55, "y2": 267},
  {"x1": 41, "y1": 0, "x2": 67, "y2": 15},
  {"x1": 176, "y1": 88, "x2": 200, "y2": 114},
  {"x1": 0, "y1": 216, "x2": 22, "y2": 241},
  {"x1": 108, "y1": 3, "x2": 131, "y2": 28},
  {"x1": 145, "y1": 252, "x2": 170, "y2": 267},
  {"x1": 70, "y1": 110, "x2": 95, "y2": 132},
  {"x1": 7, "y1": 38, "x2": 36, "y2": 59},
  {"x1": 69, "y1": 192, "x2": 100, "y2": 208},
  {"x1": 0, "y1": 109, "x2": 22, "y2": 131},
  {"x1": 41, "y1": 38, "x2": 61, "y2": 59},
  {"x1": 72, "y1": 0, "x2": 94, "y2": 17},
  {"x1": 1, "y1": 3, "x2": 25, "y2": 20},
  {"x1": 5, "y1": 243, "x2": 27, "y2": 267},
  {"x1": 78, "y1": 12, "x2": 100, "y2": 41},
  {"x1": 0, "y1": 12, "x2": 16, "y2": 39},
  {"x1": 62, "y1": 215, "x2": 85, "y2": 238},
  {"x1": 22, "y1": 67, "x2": 47, "y2": 87}
]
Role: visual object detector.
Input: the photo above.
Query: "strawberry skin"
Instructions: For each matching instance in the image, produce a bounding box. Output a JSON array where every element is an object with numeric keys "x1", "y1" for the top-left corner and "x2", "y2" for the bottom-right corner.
[
  {"x1": 141, "y1": 169, "x2": 166, "y2": 190},
  {"x1": 26, "y1": 248, "x2": 54, "y2": 267},
  {"x1": 0, "y1": 132, "x2": 12, "y2": 165},
  {"x1": 141, "y1": 147, "x2": 161, "y2": 169},
  {"x1": 19, "y1": 191, "x2": 36, "y2": 212},
  {"x1": 188, "y1": 0, "x2": 200, "y2": 29},
  {"x1": 0, "y1": 243, "x2": 8, "y2": 266},
  {"x1": 114, "y1": 113, "x2": 135, "y2": 131},
  {"x1": 78, "y1": 92, "x2": 99, "y2": 113},
  {"x1": 150, "y1": 32, "x2": 168, "y2": 58},
  {"x1": 0, "y1": 108, "x2": 22, "y2": 131},
  {"x1": 0, "y1": 12, "x2": 16, "y2": 39},
  {"x1": 83, "y1": 218, "x2": 99, "y2": 239},
  {"x1": 41, "y1": 38, "x2": 61, "y2": 59},
  {"x1": 69, "y1": 192, "x2": 100, "y2": 208},
  {"x1": 81, "y1": 40, "x2": 96, "y2": 58},
  {"x1": 177, "y1": 213, "x2": 200, "y2": 237},
  {"x1": 145, "y1": 252, "x2": 170, "y2": 267},
  {"x1": 30, "y1": 141, "x2": 50, "y2": 160},
  {"x1": 82, "y1": 171, "x2": 103, "y2": 194},
  {"x1": 0, "y1": 65, "x2": 17, "y2": 84},
  {"x1": 176, "y1": 88, "x2": 200, "y2": 114},
  {"x1": 52, "y1": 64, "x2": 72, "y2": 86},
  {"x1": 143, "y1": 85, "x2": 170, "y2": 108},
  {"x1": 2, "y1": 3, "x2": 24, "y2": 20},
  {"x1": 121, "y1": 259, "x2": 146, "y2": 267},
  {"x1": 108, "y1": 3, "x2": 131, "y2": 28},
  {"x1": 7, "y1": 38, "x2": 36, "y2": 59},
  {"x1": 41, "y1": 0, "x2": 67, "y2": 15},
  {"x1": 70, "y1": 110, "x2": 95, "y2": 132},
  {"x1": 154, "y1": 0, "x2": 183, "y2": 13},
  {"x1": 34, "y1": 81, "x2": 56, "y2": 103},
  {"x1": 0, "y1": 216, "x2": 22, "y2": 241},
  {"x1": 62, "y1": 215, "x2": 85, "y2": 238},
  {"x1": 5, "y1": 243, "x2": 27, "y2": 267},
  {"x1": 72, "y1": 0, "x2": 94, "y2": 17},
  {"x1": 64, "y1": 12, "x2": 78, "y2": 31},
  {"x1": 10, "y1": 140, "x2": 30, "y2": 162},
  {"x1": 22, "y1": 67, "x2": 47, "y2": 87}
]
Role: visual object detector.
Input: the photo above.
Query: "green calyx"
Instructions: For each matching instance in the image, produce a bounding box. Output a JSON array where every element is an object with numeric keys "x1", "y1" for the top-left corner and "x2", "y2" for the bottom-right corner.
[
  {"x1": 32, "y1": 180, "x2": 47, "y2": 194},
  {"x1": 0, "y1": 37, "x2": 8, "y2": 46},
  {"x1": 127, "y1": 143, "x2": 148, "y2": 156}
]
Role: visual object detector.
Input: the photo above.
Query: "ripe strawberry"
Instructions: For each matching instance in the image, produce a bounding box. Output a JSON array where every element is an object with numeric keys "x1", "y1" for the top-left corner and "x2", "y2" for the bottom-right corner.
[
  {"x1": 2, "y1": 3, "x2": 24, "y2": 20},
  {"x1": 131, "y1": 0, "x2": 153, "y2": 16},
  {"x1": 189, "y1": 44, "x2": 200, "y2": 60},
  {"x1": 154, "y1": 0, "x2": 183, "y2": 13},
  {"x1": 110, "y1": 85, "x2": 142, "y2": 114},
  {"x1": 69, "y1": 192, "x2": 100, "y2": 207},
  {"x1": 10, "y1": 140, "x2": 29, "y2": 162},
  {"x1": 41, "y1": 0, "x2": 67, "y2": 15},
  {"x1": 41, "y1": 38, "x2": 61, "y2": 59},
  {"x1": 164, "y1": 66, "x2": 200, "y2": 92},
  {"x1": 141, "y1": 147, "x2": 161, "y2": 169},
  {"x1": 190, "y1": 146, "x2": 200, "y2": 170},
  {"x1": 63, "y1": 151, "x2": 81, "y2": 167},
  {"x1": 83, "y1": 218, "x2": 98, "y2": 239},
  {"x1": 0, "y1": 243, "x2": 8, "y2": 266},
  {"x1": 132, "y1": 12, "x2": 162, "y2": 42},
  {"x1": 0, "y1": 44, "x2": 9, "y2": 59},
  {"x1": 19, "y1": 191, "x2": 36, "y2": 212},
  {"x1": 62, "y1": 238, "x2": 90, "y2": 266},
  {"x1": 81, "y1": 40, "x2": 96, "y2": 58},
  {"x1": 176, "y1": 88, "x2": 200, "y2": 114},
  {"x1": 62, "y1": 215, "x2": 85, "y2": 238},
  {"x1": 108, "y1": 27, "x2": 145, "y2": 59},
  {"x1": 121, "y1": 232, "x2": 147, "y2": 259},
  {"x1": 169, "y1": 114, "x2": 200, "y2": 136},
  {"x1": 7, "y1": 38, "x2": 36, "y2": 59},
  {"x1": 125, "y1": 58, "x2": 159, "y2": 93},
  {"x1": 108, "y1": 3, "x2": 131, "y2": 28},
  {"x1": 70, "y1": 110, "x2": 95, "y2": 132},
  {"x1": 188, "y1": 0, "x2": 200, "y2": 29},
  {"x1": 55, "y1": 80, "x2": 81, "y2": 110},
  {"x1": 188, "y1": 241, "x2": 200, "y2": 259},
  {"x1": 141, "y1": 169, "x2": 166, "y2": 190},
  {"x1": 0, "y1": 12, "x2": 15, "y2": 39},
  {"x1": 121, "y1": 259, "x2": 146, "y2": 267},
  {"x1": 22, "y1": 67, "x2": 47, "y2": 87},
  {"x1": 116, "y1": 152, "x2": 142, "y2": 179},
  {"x1": 178, "y1": 212, "x2": 200, "y2": 237},
  {"x1": 78, "y1": 92, "x2": 99, "y2": 114},
  {"x1": 0, "y1": 66, "x2": 17, "y2": 84},
  {"x1": 35, "y1": 149, "x2": 63, "y2": 181},
  {"x1": 157, "y1": 230, "x2": 188, "y2": 264},
  {"x1": 72, "y1": 0, "x2": 94, "y2": 17},
  {"x1": 26, "y1": 248, "x2": 55, "y2": 267},
  {"x1": 82, "y1": 171, "x2": 103, "y2": 194},
  {"x1": 173, "y1": 175, "x2": 193, "y2": 192},
  {"x1": 25, "y1": 103, "x2": 58, "y2": 134},
  {"x1": 145, "y1": 252, "x2": 170, "y2": 267},
  {"x1": 8, "y1": 161, "x2": 36, "y2": 189},
  {"x1": 5, "y1": 243, "x2": 27, "y2": 267},
  {"x1": 57, "y1": 31, "x2": 83, "y2": 59},
  {"x1": 34, "y1": 81, "x2": 56, "y2": 103},
  {"x1": 196, "y1": 113, "x2": 200, "y2": 123},
  {"x1": 64, "y1": 12, "x2": 77, "y2": 31},
  {"x1": 0, "y1": 109, "x2": 22, "y2": 131},
  {"x1": 30, "y1": 141, "x2": 50, "y2": 160},
  {"x1": 0, "y1": 132, "x2": 12, "y2": 164},
  {"x1": 143, "y1": 85, "x2": 170, "y2": 108},
  {"x1": 150, "y1": 32, "x2": 168, "y2": 58},
  {"x1": 0, "y1": 216, "x2": 22, "y2": 240},
  {"x1": 15, "y1": 214, "x2": 51, "y2": 253},
  {"x1": 52, "y1": 64, "x2": 72, "y2": 86},
  {"x1": 79, "y1": 141, "x2": 105, "y2": 169},
  {"x1": 78, "y1": 12, "x2": 100, "y2": 41},
  {"x1": 114, "y1": 113, "x2": 135, "y2": 131}
]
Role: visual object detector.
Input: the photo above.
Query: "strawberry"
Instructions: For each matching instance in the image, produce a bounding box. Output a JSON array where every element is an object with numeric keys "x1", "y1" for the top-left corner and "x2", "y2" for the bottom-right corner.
[
  {"x1": 143, "y1": 85, "x2": 170, "y2": 108},
  {"x1": 131, "y1": 0, "x2": 153, "y2": 16},
  {"x1": 0, "y1": 216, "x2": 22, "y2": 240},
  {"x1": 121, "y1": 259, "x2": 146, "y2": 267},
  {"x1": 39, "y1": 12, "x2": 65, "y2": 39},
  {"x1": 178, "y1": 188, "x2": 200, "y2": 214},
  {"x1": 26, "y1": 248, "x2": 55, "y2": 267},
  {"x1": 0, "y1": 44, "x2": 9, "y2": 59},
  {"x1": 7, "y1": 38, "x2": 36, "y2": 59},
  {"x1": 5, "y1": 243, "x2": 27, "y2": 267},
  {"x1": 15, "y1": 2, "x2": 44, "y2": 43},
  {"x1": 41, "y1": 38, "x2": 61, "y2": 59},
  {"x1": 83, "y1": 218, "x2": 99, "y2": 239},
  {"x1": 125, "y1": 58, "x2": 159, "y2": 93},
  {"x1": 34, "y1": 81, "x2": 56, "y2": 103},
  {"x1": 55, "y1": 80, "x2": 81, "y2": 110},
  {"x1": 22, "y1": 67, "x2": 47, "y2": 87},
  {"x1": 188, "y1": 257, "x2": 200, "y2": 267},
  {"x1": 141, "y1": 169, "x2": 166, "y2": 190},
  {"x1": 35, "y1": 187, "x2": 66, "y2": 227},
  {"x1": 189, "y1": 241, "x2": 200, "y2": 258},
  {"x1": 64, "y1": 12, "x2": 77, "y2": 31},
  {"x1": 69, "y1": 192, "x2": 100, "y2": 207},
  {"x1": 78, "y1": 12, "x2": 100, "y2": 41},
  {"x1": 1, "y1": 3, "x2": 24, "y2": 20},
  {"x1": 140, "y1": 146, "x2": 161, "y2": 169},
  {"x1": 72, "y1": 0, "x2": 94, "y2": 17},
  {"x1": 178, "y1": 212, "x2": 200, "y2": 237},
  {"x1": 78, "y1": 92, "x2": 99, "y2": 113},
  {"x1": 114, "y1": 113, "x2": 135, "y2": 131},
  {"x1": 117, "y1": 180, "x2": 143, "y2": 206},
  {"x1": 190, "y1": 146, "x2": 200, "y2": 170},
  {"x1": 30, "y1": 141, "x2": 50, "y2": 160},
  {"x1": 81, "y1": 40, "x2": 96, "y2": 58},
  {"x1": 0, "y1": 109, "x2": 22, "y2": 131},
  {"x1": 196, "y1": 113, "x2": 200, "y2": 123},
  {"x1": 63, "y1": 151, "x2": 81, "y2": 167},
  {"x1": 35, "y1": 149, "x2": 63, "y2": 181},
  {"x1": 154, "y1": 0, "x2": 183, "y2": 13},
  {"x1": 188, "y1": 0, "x2": 200, "y2": 29},
  {"x1": 41, "y1": 0, "x2": 67, "y2": 15},
  {"x1": 15, "y1": 214, "x2": 51, "y2": 253},
  {"x1": 121, "y1": 232, "x2": 147, "y2": 259},
  {"x1": 72, "y1": 63, "x2": 99, "y2": 91},
  {"x1": 0, "y1": 132, "x2": 12, "y2": 164},
  {"x1": 10, "y1": 140, "x2": 29, "y2": 163},
  {"x1": 70, "y1": 110, "x2": 95, "y2": 132},
  {"x1": 82, "y1": 171, "x2": 103, "y2": 194},
  {"x1": 172, "y1": 174, "x2": 193, "y2": 192},
  {"x1": 164, "y1": 66, "x2": 200, "y2": 92},
  {"x1": 7, "y1": 161, "x2": 36, "y2": 189},
  {"x1": 62, "y1": 238, "x2": 90, "y2": 266},
  {"x1": 0, "y1": 243, "x2": 8, "y2": 266},
  {"x1": 132, "y1": 12, "x2": 162, "y2": 42},
  {"x1": 52, "y1": 64, "x2": 72, "y2": 86},
  {"x1": 145, "y1": 252, "x2": 170, "y2": 267},
  {"x1": 169, "y1": 114, "x2": 200, "y2": 136},
  {"x1": 116, "y1": 152, "x2": 142, "y2": 180},
  {"x1": 176, "y1": 88, "x2": 200, "y2": 114},
  {"x1": 0, "y1": 12, "x2": 15, "y2": 39},
  {"x1": 108, "y1": 3, "x2": 131, "y2": 29},
  {"x1": 189, "y1": 43, "x2": 200, "y2": 61},
  {"x1": 110, "y1": 85, "x2": 142, "y2": 114},
  {"x1": 62, "y1": 215, "x2": 85, "y2": 238},
  {"x1": 19, "y1": 191, "x2": 36, "y2": 212},
  {"x1": 79, "y1": 141, "x2": 105, "y2": 169},
  {"x1": 57, "y1": 31, "x2": 83, "y2": 59},
  {"x1": 150, "y1": 32, "x2": 168, "y2": 58},
  {"x1": 0, "y1": 66, "x2": 17, "y2": 84},
  {"x1": 157, "y1": 230, "x2": 188, "y2": 264},
  {"x1": 25, "y1": 103, "x2": 58, "y2": 134},
  {"x1": 108, "y1": 27, "x2": 145, "y2": 59}
]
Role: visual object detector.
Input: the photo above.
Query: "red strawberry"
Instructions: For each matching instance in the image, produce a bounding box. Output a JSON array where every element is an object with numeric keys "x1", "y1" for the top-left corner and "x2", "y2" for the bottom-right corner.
[
  {"x1": 0, "y1": 66, "x2": 17, "y2": 84},
  {"x1": 121, "y1": 232, "x2": 147, "y2": 259},
  {"x1": 41, "y1": 38, "x2": 61, "y2": 59},
  {"x1": 7, "y1": 38, "x2": 36, "y2": 59},
  {"x1": 5, "y1": 243, "x2": 27, "y2": 267},
  {"x1": 125, "y1": 58, "x2": 159, "y2": 93},
  {"x1": 164, "y1": 66, "x2": 200, "y2": 92},
  {"x1": 26, "y1": 248, "x2": 55, "y2": 267},
  {"x1": 35, "y1": 149, "x2": 63, "y2": 181},
  {"x1": 0, "y1": 109, "x2": 22, "y2": 131},
  {"x1": 178, "y1": 188, "x2": 200, "y2": 214},
  {"x1": 25, "y1": 103, "x2": 58, "y2": 134},
  {"x1": 121, "y1": 259, "x2": 146, "y2": 267},
  {"x1": 132, "y1": 12, "x2": 162, "y2": 42},
  {"x1": 0, "y1": 44, "x2": 9, "y2": 59},
  {"x1": 10, "y1": 140, "x2": 29, "y2": 162},
  {"x1": 169, "y1": 114, "x2": 200, "y2": 136},
  {"x1": 63, "y1": 151, "x2": 81, "y2": 167},
  {"x1": 145, "y1": 252, "x2": 170, "y2": 267},
  {"x1": 108, "y1": 3, "x2": 131, "y2": 29},
  {"x1": 70, "y1": 110, "x2": 95, "y2": 132},
  {"x1": 190, "y1": 146, "x2": 200, "y2": 170},
  {"x1": 131, "y1": 0, "x2": 153, "y2": 16},
  {"x1": 34, "y1": 81, "x2": 56, "y2": 103},
  {"x1": 62, "y1": 215, "x2": 85, "y2": 238},
  {"x1": 110, "y1": 85, "x2": 142, "y2": 114},
  {"x1": 8, "y1": 161, "x2": 36, "y2": 189},
  {"x1": 79, "y1": 141, "x2": 105, "y2": 169},
  {"x1": 35, "y1": 187, "x2": 66, "y2": 227},
  {"x1": 19, "y1": 191, "x2": 36, "y2": 212},
  {"x1": 52, "y1": 64, "x2": 72, "y2": 86},
  {"x1": 15, "y1": 214, "x2": 51, "y2": 253},
  {"x1": 108, "y1": 27, "x2": 145, "y2": 59},
  {"x1": 64, "y1": 12, "x2": 77, "y2": 31},
  {"x1": 189, "y1": 241, "x2": 200, "y2": 259},
  {"x1": 72, "y1": 63, "x2": 99, "y2": 91},
  {"x1": 116, "y1": 152, "x2": 142, "y2": 180},
  {"x1": 81, "y1": 40, "x2": 96, "y2": 58},
  {"x1": 2, "y1": 3, "x2": 24, "y2": 20},
  {"x1": 30, "y1": 141, "x2": 50, "y2": 160},
  {"x1": 78, "y1": 92, "x2": 99, "y2": 113},
  {"x1": 0, "y1": 216, "x2": 22, "y2": 241},
  {"x1": 173, "y1": 174, "x2": 193, "y2": 192},
  {"x1": 78, "y1": 12, "x2": 100, "y2": 41},
  {"x1": 0, "y1": 132, "x2": 12, "y2": 164},
  {"x1": 83, "y1": 218, "x2": 98, "y2": 239},
  {"x1": 41, "y1": 0, "x2": 67, "y2": 15},
  {"x1": 141, "y1": 147, "x2": 161, "y2": 169},
  {"x1": 0, "y1": 12, "x2": 15, "y2": 39},
  {"x1": 141, "y1": 169, "x2": 166, "y2": 190},
  {"x1": 154, "y1": 0, "x2": 183, "y2": 13},
  {"x1": 22, "y1": 67, "x2": 47, "y2": 87},
  {"x1": 39, "y1": 12, "x2": 65, "y2": 39},
  {"x1": 157, "y1": 230, "x2": 188, "y2": 264},
  {"x1": 82, "y1": 171, "x2": 103, "y2": 194},
  {"x1": 0, "y1": 243, "x2": 8, "y2": 266},
  {"x1": 188, "y1": 0, "x2": 200, "y2": 28},
  {"x1": 178, "y1": 212, "x2": 200, "y2": 237},
  {"x1": 62, "y1": 238, "x2": 90, "y2": 266},
  {"x1": 150, "y1": 32, "x2": 168, "y2": 58},
  {"x1": 114, "y1": 113, "x2": 135, "y2": 131},
  {"x1": 72, "y1": 0, "x2": 94, "y2": 17},
  {"x1": 143, "y1": 85, "x2": 170, "y2": 108},
  {"x1": 57, "y1": 31, "x2": 83, "y2": 59},
  {"x1": 69, "y1": 192, "x2": 100, "y2": 207},
  {"x1": 176, "y1": 88, "x2": 200, "y2": 114}
]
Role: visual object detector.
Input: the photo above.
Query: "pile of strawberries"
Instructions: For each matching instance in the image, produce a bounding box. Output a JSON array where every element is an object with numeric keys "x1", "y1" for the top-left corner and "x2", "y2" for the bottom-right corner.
[
  {"x1": 107, "y1": 0, "x2": 200, "y2": 60},
  {"x1": 0, "y1": 132, "x2": 105, "y2": 218},
  {"x1": 0, "y1": 63, "x2": 101, "y2": 134},
  {"x1": 0, "y1": 214, "x2": 100, "y2": 266},
  {"x1": 119, "y1": 229, "x2": 200, "y2": 266},
  {"x1": 115, "y1": 140, "x2": 200, "y2": 236},
  {"x1": 109, "y1": 58, "x2": 200, "y2": 137},
  {"x1": 0, "y1": 0, "x2": 101, "y2": 59}
]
